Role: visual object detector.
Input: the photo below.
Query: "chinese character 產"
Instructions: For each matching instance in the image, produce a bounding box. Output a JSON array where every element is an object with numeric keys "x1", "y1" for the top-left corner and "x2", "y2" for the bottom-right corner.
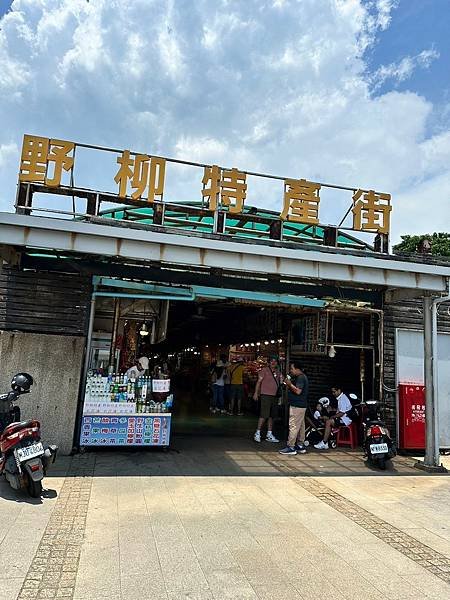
[
  {"x1": 114, "y1": 150, "x2": 166, "y2": 201},
  {"x1": 202, "y1": 165, "x2": 247, "y2": 213},
  {"x1": 280, "y1": 178, "x2": 321, "y2": 224},
  {"x1": 19, "y1": 135, "x2": 75, "y2": 188},
  {"x1": 352, "y1": 189, "x2": 392, "y2": 235}
]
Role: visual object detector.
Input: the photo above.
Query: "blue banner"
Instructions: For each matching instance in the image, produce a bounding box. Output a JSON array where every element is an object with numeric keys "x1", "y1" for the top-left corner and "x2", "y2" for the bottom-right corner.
[{"x1": 80, "y1": 414, "x2": 171, "y2": 446}]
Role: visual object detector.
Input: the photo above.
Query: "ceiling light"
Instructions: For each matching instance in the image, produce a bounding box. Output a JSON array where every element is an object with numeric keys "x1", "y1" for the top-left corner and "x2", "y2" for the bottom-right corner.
[
  {"x1": 139, "y1": 323, "x2": 149, "y2": 337},
  {"x1": 328, "y1": 345, "x2": 336, "y2": 358}
]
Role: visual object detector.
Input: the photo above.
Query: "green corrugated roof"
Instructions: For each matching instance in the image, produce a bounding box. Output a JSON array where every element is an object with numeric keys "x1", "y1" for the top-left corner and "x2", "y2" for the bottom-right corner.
[{"x1": 100, "y1": 201, "x2": 370, "y2": 249}]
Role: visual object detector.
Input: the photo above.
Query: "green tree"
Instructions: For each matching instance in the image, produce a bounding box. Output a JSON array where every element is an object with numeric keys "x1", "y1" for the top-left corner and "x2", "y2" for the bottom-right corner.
[{"x1": 393, "y1": 233, "x2": 450, "y2": 257}]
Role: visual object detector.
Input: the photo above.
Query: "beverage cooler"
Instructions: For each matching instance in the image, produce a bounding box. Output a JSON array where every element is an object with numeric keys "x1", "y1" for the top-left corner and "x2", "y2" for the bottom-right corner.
[
  {"x1": 397, "y1": 383, "x2": 425, "y2": 450},
  {"x1": 80, "y1": 373, "x2": 173, "y2": 448}
]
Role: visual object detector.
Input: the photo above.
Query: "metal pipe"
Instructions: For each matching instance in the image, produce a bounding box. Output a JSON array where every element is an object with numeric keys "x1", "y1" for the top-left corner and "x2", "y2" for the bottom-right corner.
[
  {"x1": 423, "y1": 295, "x2": 435, "y2": 467},
  {"x1": 93, "y1": 291, "x2": 195, "y2": 301},
  {"x1": 72, "y1": 295, "x2": 96, "y2": 450},
  {"x1": 73, "y1": 140, "x2": 371, "y2": 194},
  {"x1": 423, "y1": 280, "x2": 450, "y2": 467},
  {"x1": 109, "y1": 298, "x2": 121, "y2": 367}
]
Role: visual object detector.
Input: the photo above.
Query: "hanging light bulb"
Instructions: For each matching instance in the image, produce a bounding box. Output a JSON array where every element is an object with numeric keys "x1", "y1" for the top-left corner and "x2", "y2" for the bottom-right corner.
[
  {"x1": 278, "y1": 339, "x2": 283, "y2": 343},
  {"x1": 139, "y1": 323, "x2": 149, "y2": 337},
  {"x1": 328, "y1": 345, "x2": 336, "y2": 358},
  {"x1": 264, "y1": 341, "x2": 269, "y2": 346}
]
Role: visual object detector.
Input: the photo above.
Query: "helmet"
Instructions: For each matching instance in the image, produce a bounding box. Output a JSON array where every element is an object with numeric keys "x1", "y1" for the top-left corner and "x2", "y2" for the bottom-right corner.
[
  {"x1": 318, "y1": 397, "x2": 330, "y2": 407},
  {"x1": 11, "y1": 373, "x2": 34, "y2": 393}
]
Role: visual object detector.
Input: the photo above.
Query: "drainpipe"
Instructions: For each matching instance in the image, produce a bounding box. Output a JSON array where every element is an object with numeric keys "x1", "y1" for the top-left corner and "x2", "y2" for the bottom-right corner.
[
  {"x1": 416, "y1": 280, "x2": 450, "y2": 473},
  {"x1": 72, "y1": 295, "x2": 96, "y2": 452}
]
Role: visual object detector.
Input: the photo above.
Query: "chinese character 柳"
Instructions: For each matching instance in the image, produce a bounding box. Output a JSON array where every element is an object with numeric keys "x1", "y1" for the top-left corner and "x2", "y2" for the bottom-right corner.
[
  {"x1": 202, "y1": 165, "x2": 247, "y2": 213},
  {"x1": 280, "y1": 178, "x2": 321, "y2": 224},
  {"x1": 114, "y1": 150, "x2": 166, "y2": 201},
  {"x1": 19, "y1": 135, "x2": 75, "y2": 187},
  {"x1": 352, "y1": 189, "x2": 392, "y2": 235}
]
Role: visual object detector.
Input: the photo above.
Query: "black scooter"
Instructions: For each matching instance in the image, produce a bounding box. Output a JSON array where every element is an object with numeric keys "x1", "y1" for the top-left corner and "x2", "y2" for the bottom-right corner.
[{"x1": 362, "y1": 400, "x2": 396, "y2": 470}]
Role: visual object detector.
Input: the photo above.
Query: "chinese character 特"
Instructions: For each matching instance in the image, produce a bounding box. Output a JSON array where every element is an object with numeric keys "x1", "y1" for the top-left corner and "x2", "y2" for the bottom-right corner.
[
  {"x1": 202, "y1": 166, "x2": 247, "y2": 214},
  {"x1": 114, "y1": 150, "x2": 166, "y2": 201},
  {"x1": 352, "y1": 189, "x2": 392, "y2": 235},
  {"x1": 280, "y1": 178, "x2": 321, "y2": 224},
  {"x1": 19, "y1": 135, "x2": 75, "y2": 188}
]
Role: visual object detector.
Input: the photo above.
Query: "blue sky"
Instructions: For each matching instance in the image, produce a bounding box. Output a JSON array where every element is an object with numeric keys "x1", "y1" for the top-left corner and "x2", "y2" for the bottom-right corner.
[
  {"x1": 0, "y1": 0, "x2": 449, "y2": 242},
  {"x1": 368, "y1": 0, "x2": 450, "y2": 131}
]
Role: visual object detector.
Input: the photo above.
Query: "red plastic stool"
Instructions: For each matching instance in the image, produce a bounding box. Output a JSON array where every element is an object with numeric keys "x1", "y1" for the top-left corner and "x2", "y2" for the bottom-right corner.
[{"x1": 337, "y1": 424, "x2": 357, "y2": 449}]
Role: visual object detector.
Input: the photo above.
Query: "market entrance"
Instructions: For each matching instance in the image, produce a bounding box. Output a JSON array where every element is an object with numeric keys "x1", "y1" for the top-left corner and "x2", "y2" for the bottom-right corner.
[{"x1": 78, "y1": 280, "x2": 380, "y2": 448}]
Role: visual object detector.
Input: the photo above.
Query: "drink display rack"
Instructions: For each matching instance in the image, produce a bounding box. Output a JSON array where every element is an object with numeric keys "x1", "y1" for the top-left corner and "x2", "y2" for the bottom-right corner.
[{"x1": 80, "y1": 372, "x2": 172, "y2": 447}]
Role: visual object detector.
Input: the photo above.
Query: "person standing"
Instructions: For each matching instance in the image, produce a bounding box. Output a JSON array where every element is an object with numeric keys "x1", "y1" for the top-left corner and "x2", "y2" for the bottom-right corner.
[
  {"x1": 314, "y1": 385, "x2": 352, "y2": 450},
  {"x1": 210, "y1": 355, "x2": 229, "y2": 414},
  {"x1": 279, "y1": 362, "x2": 309, "y2": 455},
  {"x1": 228, "y1": 359, "x2": 245, "y2": 415},
  {"x1": 253, "y1": 356, "x2": 282, "y2": 443}
]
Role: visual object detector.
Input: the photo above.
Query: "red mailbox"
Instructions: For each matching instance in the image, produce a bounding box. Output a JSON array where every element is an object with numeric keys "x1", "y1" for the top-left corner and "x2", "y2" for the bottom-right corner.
[{"x1": 398, "y1": 383, "x2": 425, "y2": 449}]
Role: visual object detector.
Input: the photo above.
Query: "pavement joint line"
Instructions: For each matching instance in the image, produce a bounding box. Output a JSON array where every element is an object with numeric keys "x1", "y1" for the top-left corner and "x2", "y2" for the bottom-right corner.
[
  {"x1": 258, "y1": 451, "x2": 450, "y2": 586},
  {"x1": 16, "y1": 455, "x2": 96, "y2": 600}
]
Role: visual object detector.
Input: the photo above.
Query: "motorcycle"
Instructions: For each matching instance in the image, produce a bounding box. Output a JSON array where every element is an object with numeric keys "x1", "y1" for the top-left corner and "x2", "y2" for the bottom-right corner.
[
  {"x1": 0, "y1": 373, "x2": 58, "y2": 498},
  {"x1": 362, "y1": 399, "x2": 396, "y2": 470}
]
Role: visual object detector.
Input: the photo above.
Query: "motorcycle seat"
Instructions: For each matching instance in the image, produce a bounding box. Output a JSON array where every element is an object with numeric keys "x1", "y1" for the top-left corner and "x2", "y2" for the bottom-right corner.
[{"x1": 0, "y1": 420, "x2": 37, "y2": 439}]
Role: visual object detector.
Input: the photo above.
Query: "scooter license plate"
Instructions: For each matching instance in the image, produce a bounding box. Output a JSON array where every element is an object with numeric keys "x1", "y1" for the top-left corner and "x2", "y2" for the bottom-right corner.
[
  {"x1": 17, "y1": 442, "x2": 44, "y2": 462},
  {"x1": 370, "y1": 443, "x2": 388, "y2": 454}
]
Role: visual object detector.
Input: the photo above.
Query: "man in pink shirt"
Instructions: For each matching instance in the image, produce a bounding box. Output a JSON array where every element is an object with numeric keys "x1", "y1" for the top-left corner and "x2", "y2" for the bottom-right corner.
[{"x1": 252, "y1": 357, "x2": 282, "y2": 443}]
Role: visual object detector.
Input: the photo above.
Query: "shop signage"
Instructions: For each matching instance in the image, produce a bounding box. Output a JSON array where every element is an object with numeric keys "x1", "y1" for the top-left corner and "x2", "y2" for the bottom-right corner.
[
  {"x1": 152, "y1": 379, "x2": 170, "y2": 393},
  {"x1": 18, "y1": 134, "x2": 392, "y2": 234},
  {"x1": 80, "y1": 414, "x2": 171, "y2": 446}
]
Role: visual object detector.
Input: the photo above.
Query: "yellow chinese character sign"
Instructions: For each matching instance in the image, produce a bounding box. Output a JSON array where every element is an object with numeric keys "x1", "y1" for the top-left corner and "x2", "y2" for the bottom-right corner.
[
  {"x1": 19, "y1": 135, "x2": 74, "y2": 188},
  {"x1": 16, "y1": 133, "x2": 393, "y2": 240},
  {"x1": 202, "y1": 166, "x2": 247, "y2": 213},
  {"x1": 114, "y1": 151, "x2": 166, "y2": 202},
  {"x1": 280, "y1": 178, "x2": 321, "y2": 224},
  {"x1": 352, "y1": 189, "x2": 392, "y2": 235}
]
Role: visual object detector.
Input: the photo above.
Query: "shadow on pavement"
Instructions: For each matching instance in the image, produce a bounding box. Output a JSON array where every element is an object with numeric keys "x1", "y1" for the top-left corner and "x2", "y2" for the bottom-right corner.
[{"x1": 44, "y1": 435, "x2": 449, "y2": 479}]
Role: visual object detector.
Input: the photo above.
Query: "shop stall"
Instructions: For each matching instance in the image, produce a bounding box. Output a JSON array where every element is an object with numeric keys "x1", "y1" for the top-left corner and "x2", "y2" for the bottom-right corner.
[{"x1": 80, "y1": 373, "x2": 173, "y2": 447}]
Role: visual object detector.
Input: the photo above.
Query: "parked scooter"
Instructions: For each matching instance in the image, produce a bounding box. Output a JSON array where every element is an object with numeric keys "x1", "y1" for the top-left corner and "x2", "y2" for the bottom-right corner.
[
  {"x1": 362, "y1": 400, "x2": 396, "y2": 470},
  {"x1": 0, "y1": 373, "x2": 58, "y2": 498}
]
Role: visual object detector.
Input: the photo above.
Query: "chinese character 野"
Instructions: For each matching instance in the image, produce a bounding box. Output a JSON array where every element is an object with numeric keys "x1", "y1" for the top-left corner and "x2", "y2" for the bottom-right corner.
[
  {"x1": 19, "y1": 135, "x2": 74, "y2": 188},
  {"x1": 352, "y1": 189, "x2": 392, "y2": 235},
  {"x1": 114, "y1": 150, "x2": 166, "y2": 202},
  {"x1": 280, "y1": 178, "x2": 321, "y2": 224},
  {"x1": 202, "y1": 166, "x2": 247, "y2": 213}
]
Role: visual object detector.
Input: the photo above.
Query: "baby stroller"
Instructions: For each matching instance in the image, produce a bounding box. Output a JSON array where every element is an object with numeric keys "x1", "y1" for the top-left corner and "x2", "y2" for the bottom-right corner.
[{"x1": 304, "y1": 398, "x2": 338, "y2": 449}]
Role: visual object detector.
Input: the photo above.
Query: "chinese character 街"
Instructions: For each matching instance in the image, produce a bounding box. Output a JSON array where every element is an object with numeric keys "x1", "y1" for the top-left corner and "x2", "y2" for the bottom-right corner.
[{"x1": 352, "y1": 189, "x2": 392, "y2": 235}]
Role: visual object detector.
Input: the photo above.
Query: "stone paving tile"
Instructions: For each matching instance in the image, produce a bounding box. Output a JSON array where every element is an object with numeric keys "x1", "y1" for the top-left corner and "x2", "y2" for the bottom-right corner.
[
  {"x1": 15, "y1": 456, "x2": 95, "y2": 600},
  {"x1": 294, "y1": 476, "x2": 450, "y2": 586}
]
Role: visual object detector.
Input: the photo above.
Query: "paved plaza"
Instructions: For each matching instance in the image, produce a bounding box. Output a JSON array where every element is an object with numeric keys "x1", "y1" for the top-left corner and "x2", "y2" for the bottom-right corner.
[{"x1": 1, "y1": 437, "x2": 450, "y2": 600}]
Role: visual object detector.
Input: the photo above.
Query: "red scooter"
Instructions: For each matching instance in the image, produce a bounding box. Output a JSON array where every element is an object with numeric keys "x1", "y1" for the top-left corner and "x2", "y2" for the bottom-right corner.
[{"x1": 0, "y1": 373, "x2": 58, "y2": 498}]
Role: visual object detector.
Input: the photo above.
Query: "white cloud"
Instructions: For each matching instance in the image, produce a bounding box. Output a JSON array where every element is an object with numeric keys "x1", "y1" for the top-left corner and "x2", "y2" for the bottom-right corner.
[
  {"x1": 0, "y1": 0, "x2": 448, "y2": 243},
  {"x1": 373, "y1": 48, "x2": 440, "y2": 88}
]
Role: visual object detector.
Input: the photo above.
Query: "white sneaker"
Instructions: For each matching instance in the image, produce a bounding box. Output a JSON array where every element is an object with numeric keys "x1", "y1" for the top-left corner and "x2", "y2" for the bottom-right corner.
[
  {"x1": 266, "y1": 433, "x2": 279, "y2": 443},
  {"x1": 314, "y1": 441, "x2": 329, "y2": 450},
  {"x1": 254, "y1": 431, "x2": 261, "y2": 443}
]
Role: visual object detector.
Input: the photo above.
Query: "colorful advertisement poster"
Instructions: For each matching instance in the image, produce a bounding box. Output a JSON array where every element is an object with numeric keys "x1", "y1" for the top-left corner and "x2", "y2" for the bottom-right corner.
[{"x1": 80, "y1": 414, "x2": 171, "y2": 446}]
